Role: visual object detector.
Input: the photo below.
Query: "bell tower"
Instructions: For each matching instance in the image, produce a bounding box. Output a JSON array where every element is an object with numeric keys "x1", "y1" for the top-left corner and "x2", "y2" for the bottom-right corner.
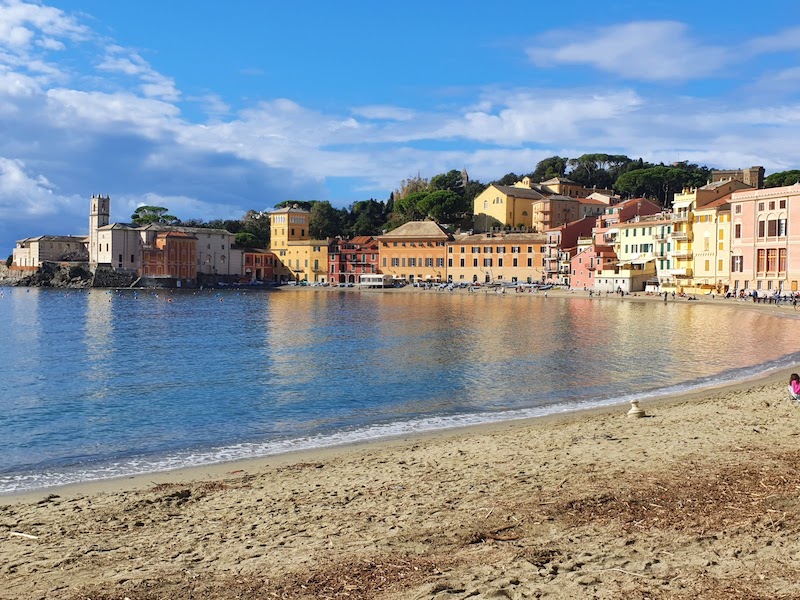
[{"x1": 89, "y1": 194, "x2": 110, "y2": 267}]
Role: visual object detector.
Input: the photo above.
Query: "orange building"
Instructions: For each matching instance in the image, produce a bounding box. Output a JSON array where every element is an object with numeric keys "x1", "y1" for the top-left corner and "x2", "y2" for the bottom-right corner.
[
  {"x1": 377, "y1": 221, "x2": 452, "y2": 283},
  {"x1": 242, "y1": 249, "x2": 277, "y2": 282},
  {"x1": 140, "y1": 231, "x2": 197, "y2": 279}
]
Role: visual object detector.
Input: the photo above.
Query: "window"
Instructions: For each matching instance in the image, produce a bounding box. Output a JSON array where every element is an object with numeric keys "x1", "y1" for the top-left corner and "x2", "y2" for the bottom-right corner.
[
  {"x1": 436, "y1": 258, "x2": 444, "y2": 267},
  {"x1": 460, "y1": 258, "x2": 465, "y2": 267},
  {"x1": 511, "y1": 246, "x2": 520, "y2": 253},
  {"x1": 704, "y1": 259, "x2": 710, "y2": 271},
  {"x1": 779, "y1": 218, "x2": 787, "y2": 236},
  {"x1": 513, "y1": 258, "x2": 518, "y2": 267},
  {"x1": 769, "y1": 201, "x2": 775, "y2": 210},
  {"x1": 758, "y1": 202, "x2": 764, "y2": 211},
  {"x1": 735, "y1": 224, "x2": 742, "y2": 238},
  {"x1": 498, "y1": 258, "x2": 504, "y2": 267},
  {"x1": 473, "y1": 258, "x2": 478, "y2": 267},
  {"x1": 718, "y1": 259, "x2": 723, "y2": 271},
  {"x1": 409, "y1": 258, "x2": 416, "y2": 267},
  {"x1": 780, "y1": 248, "x2": 787, "y2": 272},
  {"x1": 472, "y1": 246, "x2": 480, "y2": 253},
  {"x1": 497, "y1": 246, "x2": 505, "y2": 253},
  {"x1": 485, "y1": 247, "x2": 492, "y2": 254},
  {"x1": 425, "y1": 258, "x2": 433, "y2": 267},
  {"x1": 131, "y1": 254, "x2": 134, "y2": 263},
  {"x1": 448, "y1": 247, "x2": 453, "y2": 254},
  {"x1": 527, "y1": 246, "x2": 533, "y2": 253},
  {"x1": 448, "y1": 258, "x2": 453, "y2": 268},
  {"x1": 221, "y1": 244, "x2": 225, "y2": 250},
  {"x1": 483, "y1": 258, "x2": 493, "y2": 267},
  {"x1": 757, "y1": 249, "x2": 766, "y2": 272},
  {"x1": 735, "y1": 205, "x2": 742, "y2": 214},
  {"x1": 118, "y1": 254, "x2": 122, "y2": 263},
  {"x1": 391, "y1": 258, "x2": 399, "y2": 267},
  {"x1": 732, "y1": 256, "x2": 743, "y2": 272},
  {"x1": 768, "y1": 220, "x2": 778, "y2": 237},
  {"x1": 767, "y1": 248, "x2": 778, "y2": 272},
  {"x1": 758, "y1": 221, "x2": 765, "y2": 237},
  {"x1": 780, "y1": 199, "x2": 787, "y2": 209},
  {"x1": 527, "y1": 258, "x2": 532, "y2": 267},
  {"x1": 382, "y1": 258, "x2": 387, "y2": 267}
]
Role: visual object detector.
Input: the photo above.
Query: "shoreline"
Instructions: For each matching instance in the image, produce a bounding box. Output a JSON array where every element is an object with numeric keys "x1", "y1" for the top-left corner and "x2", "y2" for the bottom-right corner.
[
  {"x1": 2, "y1": 361, "x2": 793, "y2": 507},
  {"x1": 3, "y1": 363, "x2": 800, "y2": 598}
]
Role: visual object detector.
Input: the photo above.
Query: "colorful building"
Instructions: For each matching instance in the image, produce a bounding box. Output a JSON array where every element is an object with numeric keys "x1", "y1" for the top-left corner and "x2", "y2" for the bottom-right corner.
[
  {"x1": 543, "y1": 217, "x2": 596, "y2": 286},
  {"x1": 328, "y1": 236, "x2": 380, "y2": 284},
  {"x1": 140, "y1": 231, "x2": 197, "y2": 280},
  {"x1": 447, "y1": 232, "x2": 547, "y2": 284},
  {"x1": 472, "y1": 180, "x2": 546, "y2": 231},
  {"x1": 269, "y1": 204, "x2": 329, "y2": 283},
  {"x1": 377, "y1": 221, "x2": 451, "y2": 283},
  {"x1": 242, "y1": 249, "x2": 276, "y2": 282},
  {"x1": 729, "y1": 183, "x2": 800, "y2": 294}
]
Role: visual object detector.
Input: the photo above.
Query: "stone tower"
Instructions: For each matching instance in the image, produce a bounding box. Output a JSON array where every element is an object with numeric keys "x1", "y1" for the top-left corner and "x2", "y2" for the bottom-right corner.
[{"x1": 89, "y1": 194, "x2": 110, "y2": 268}]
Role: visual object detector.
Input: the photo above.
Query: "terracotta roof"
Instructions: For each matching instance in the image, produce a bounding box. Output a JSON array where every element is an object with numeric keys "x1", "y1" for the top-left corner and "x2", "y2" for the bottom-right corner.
[
  {"x1": 141, "y1": 223, "x2": 234, "y2": 236},
  {"x1": 378, "y1": 221, "x2": 451, "y2": 240},
  {"x1": 451, "y1": 232, "x2": 546, "y2": 243},
  {"x1": 577, "y1": 197, "x2": 608, "y2": 206},
  {"x1": 350, "y1": 236, "x2": 375, "y2": 245},
  {"x1": 158, "y1": 231, "x2": 198, "y2": 240},
  {"x1": 696, "y1": 194, "x2": 733, "y2": 210}
]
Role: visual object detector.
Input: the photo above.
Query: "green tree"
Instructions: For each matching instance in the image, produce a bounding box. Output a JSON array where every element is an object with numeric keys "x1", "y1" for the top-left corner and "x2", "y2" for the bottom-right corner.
[
  {"x1": 393, "y1": 190, "x2": 428, "y2": 220},
  {"x1": 531, "y1": 156, "x2": 568, "y2": 182},
  {"x1": 493, "y1": 173, "x2": 520, "y2": 186},
  {"x1": 131, "y1": 205, "x2": 180, "y2": 226},
  {"x1": 241, "y1": 210, "x2": 270, "y2": 246},
  {"x1": 274, "y1": 200, "x2": 314, "y2": 212},
  {"x1": 346, "y1": 199, "x2": 387, "y2": 236},
  {"x1": 5, "y1": 254, "x2": 11, "y2": 268},
  {"x1": 430, "y1": 170, "x2": 466, "y2": 195},
  {"x1": 614, "y1": 164, "x2": 707, "y2": 207},
  {"x1": 417, "y1": 189, "x2": 464, "y2": 222},
  {"x1": 764, "y1": 170, "x2": 800, "y2": 188},
  {"x1": 235, "y1": 232, "x2": 259, "y2": 247},
  {"x1": 309, "y1": 201, "x2": 342, "y2": 239}
]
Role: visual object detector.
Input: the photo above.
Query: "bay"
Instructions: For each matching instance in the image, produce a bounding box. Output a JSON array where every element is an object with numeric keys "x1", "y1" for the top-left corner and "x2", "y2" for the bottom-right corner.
[{"x1": 0, "y1": 286, "x2": 798, "y2": 494}]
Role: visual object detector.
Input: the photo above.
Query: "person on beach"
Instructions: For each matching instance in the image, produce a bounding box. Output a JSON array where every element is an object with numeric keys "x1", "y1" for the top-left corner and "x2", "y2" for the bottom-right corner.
[{"x1": 790, "y1": 374, "x2": 800, "y2": 401}]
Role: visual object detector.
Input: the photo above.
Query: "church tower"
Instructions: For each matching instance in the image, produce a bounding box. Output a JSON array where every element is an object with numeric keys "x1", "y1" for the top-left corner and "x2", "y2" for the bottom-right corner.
[{"x1": 89, "y1": 194, "x2": 110, "y2": 268}]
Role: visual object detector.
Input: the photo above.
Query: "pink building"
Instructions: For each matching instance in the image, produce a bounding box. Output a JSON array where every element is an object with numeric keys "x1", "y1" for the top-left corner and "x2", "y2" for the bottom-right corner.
[
  {"x1": 328, "y1": 236, "x2": 381, "y2": 284},
  {"x1": 729, "y1": 183, "x2": 800, "y2": 294}
]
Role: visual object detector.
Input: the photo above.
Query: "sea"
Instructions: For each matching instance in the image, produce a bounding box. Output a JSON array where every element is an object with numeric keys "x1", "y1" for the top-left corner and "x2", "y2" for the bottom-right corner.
[{"x1": 1, "y1": 286, "x2": 799, "y2": 495}]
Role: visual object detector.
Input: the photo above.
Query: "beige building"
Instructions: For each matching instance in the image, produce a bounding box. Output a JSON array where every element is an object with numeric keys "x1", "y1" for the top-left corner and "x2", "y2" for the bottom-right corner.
[
  {"x1": 447, "y1": 232, "x2": 547, "y2": 284},
  {"x1": 377, "y1": 221, "x2": 451, "y2": 283},
  {"x1": 12, "y1": 235, "x2": 87, "y2": 268},
  {"x1": 88, "y1": 195, "x2": 239, "y2": 278},
  {"x1": 268, "y1": 205, "x2": 328, "y2": 283},
  {"x1": 689, "y1": 197, "x2": 732, "y2": 293}
]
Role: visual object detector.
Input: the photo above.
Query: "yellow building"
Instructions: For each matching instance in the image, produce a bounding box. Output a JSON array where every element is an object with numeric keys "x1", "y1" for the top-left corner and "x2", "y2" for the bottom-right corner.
[
  {"x1": 269, "y1": 204, "x2": 328, "y2": 283},
  {"x1": 472, "y1": 178, "x2": 546, "y2": 231},
  {"x1": 669, "y1": 179, "x2": 750, "y2": 292},
  {"x1": 447, "y1": 232, "x2": 547, "y2": 284},
  {"x1": 377, "y1": 221, "x2": 451, "y2": 283},
  {"x1": 690, "y1": 197, "x2": 732, "y2": 293},
  {"x1": 538, "y1": 177, "x2": 614, "y2": 199}
]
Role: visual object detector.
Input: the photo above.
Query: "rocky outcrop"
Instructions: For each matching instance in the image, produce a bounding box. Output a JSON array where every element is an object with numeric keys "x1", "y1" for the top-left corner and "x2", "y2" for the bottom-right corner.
[
  {"x1": 5, "y1": 262, "x2": 93, "y2": 288},
  {"x1": 89, "y1": 267, "x2": 137, "y2": 288}
]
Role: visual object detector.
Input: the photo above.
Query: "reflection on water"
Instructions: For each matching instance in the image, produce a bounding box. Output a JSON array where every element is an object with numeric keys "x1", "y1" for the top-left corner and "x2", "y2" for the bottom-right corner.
[{"x1": 1, "y1": 287, "x2": 799, "y2": 490}]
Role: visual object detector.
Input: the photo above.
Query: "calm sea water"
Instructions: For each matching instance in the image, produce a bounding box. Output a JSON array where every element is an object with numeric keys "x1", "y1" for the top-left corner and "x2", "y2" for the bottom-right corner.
[{"x1": 1, "y1": 287, "x2": 799, "y2": 494}]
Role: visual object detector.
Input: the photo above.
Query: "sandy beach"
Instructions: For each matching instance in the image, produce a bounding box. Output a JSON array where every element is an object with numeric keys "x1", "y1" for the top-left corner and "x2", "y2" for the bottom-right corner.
[{"x1": 2, "y1": 364, "x2": 800, "y2": 599}]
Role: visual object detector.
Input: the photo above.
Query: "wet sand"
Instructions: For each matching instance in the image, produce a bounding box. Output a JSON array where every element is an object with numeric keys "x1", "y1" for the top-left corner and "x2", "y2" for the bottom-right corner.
[{"x1": 3, "y1": 365, "x2": 800, "y2": 599}]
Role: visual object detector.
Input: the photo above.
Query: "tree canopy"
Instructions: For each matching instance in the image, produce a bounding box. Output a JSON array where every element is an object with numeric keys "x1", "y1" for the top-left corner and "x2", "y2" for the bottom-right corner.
[
  {"x1": 131, "y1": 205, "x2": 180, "y2": 226},
  {"x1": 764, "y1": 170, "x2": 800, "y2": 188}
]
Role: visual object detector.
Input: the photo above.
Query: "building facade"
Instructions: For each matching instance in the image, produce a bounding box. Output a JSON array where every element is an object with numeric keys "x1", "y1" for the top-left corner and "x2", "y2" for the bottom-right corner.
[
  {"x1": 446, "y1": 232, "x2": 547, "y2": 284},
  {"x1": 328, "y1": 236, "x2": 380, "y2": 284},
  {"x1": 268, "y1": 205, "x2": 328, "y2": 283},
  {"x1": 377, "y1": 221, "x2": 451, "y2": 283},
  {"x1": 729, "y1": 183, "x2": 800, "y2": 294}
]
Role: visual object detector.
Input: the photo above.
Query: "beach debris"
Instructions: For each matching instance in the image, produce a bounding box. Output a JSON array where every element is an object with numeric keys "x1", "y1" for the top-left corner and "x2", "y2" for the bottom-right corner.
[
  {"x1": 627, "y1": 400, "x2": 646, "y2": 418},
  {"x1": 9, "y1": 531, "x2": 38, "y2": 540}
]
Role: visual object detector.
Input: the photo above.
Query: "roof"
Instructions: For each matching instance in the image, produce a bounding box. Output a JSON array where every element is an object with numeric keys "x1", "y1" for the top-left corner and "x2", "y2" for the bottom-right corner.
[
  {"x1": 270, "y1": 205, "x2": 310, "y2": 214},
  {"x1": 378, "y1": 220, "x2": 451, "y2": 240},
  {"x1": 695, "y1": 194, "x2": 733, "y2": 210},
  {"x1": 577, "y1": 197, "x2": 608, "y2": 206},
  {"x1": 540, "y1": 177, "x2": 578, "y2": 185},
  {"x1": 350, "y1": 236, "x2": 376, "y2": 245},
  {"x1": 140, "y1": 223, "x2": 234, "y2": 236},
  {"x1": 492, "y1": 185, "x2": 547, "y2": 200},
  {"x1": 16, "y1": 235, "x2": 86, "y2": 243},
  {"x1": 451, "y1": 232, "x2": 547, "y2": 243},
  {"x1": 157, "y1": 231, "x2": 197, "y2": 240}
]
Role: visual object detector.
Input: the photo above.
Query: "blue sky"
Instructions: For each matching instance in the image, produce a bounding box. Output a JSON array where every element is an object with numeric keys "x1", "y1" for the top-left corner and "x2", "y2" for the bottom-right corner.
[{"x1": 2, "y1": 0, "x2": 800, "y2": 256}]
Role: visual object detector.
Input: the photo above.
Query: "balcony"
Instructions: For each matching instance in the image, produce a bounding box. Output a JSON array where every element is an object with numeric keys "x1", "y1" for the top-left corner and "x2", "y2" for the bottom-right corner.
[
  {"x1": 668, "y1": 268, "x2": 693, "y2": 277},
  {"x1": 671, "y1": 231, "x2": 690, "y2": 241},
  {"x1": 672, "y1": 213, "x2": 690, "y2": 222},
  {"x1": 670, "y1": 249, "x2": 693, "y2": 259}
]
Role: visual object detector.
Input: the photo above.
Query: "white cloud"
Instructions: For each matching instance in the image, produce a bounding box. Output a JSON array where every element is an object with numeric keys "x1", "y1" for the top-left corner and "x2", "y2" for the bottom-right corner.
[
  {"x1": 0, "y1": 156, "x2": 76, "y2": 219},
  {"x1": 351, "y1": 105, "x2": 416, "y2": 121},
  {"x1": 527, "y1": 21, "x2": 730, "y2": 81},
  {"x1": 0, "y1": 0, "x2": 88, "y2": 49}
]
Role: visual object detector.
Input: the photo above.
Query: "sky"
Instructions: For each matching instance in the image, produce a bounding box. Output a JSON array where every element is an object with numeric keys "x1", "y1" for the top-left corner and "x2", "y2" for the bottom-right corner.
[{"x1": 2, "y1": 0, "x2": 800, "y2": 256}]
